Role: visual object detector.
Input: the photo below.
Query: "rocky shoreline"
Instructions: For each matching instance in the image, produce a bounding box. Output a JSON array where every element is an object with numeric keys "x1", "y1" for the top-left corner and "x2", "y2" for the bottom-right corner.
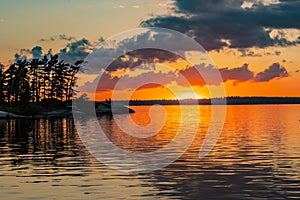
[
  {"x1": 0, "y1": 102, "x2": 135, "y2": 119},
  {"x1": 0, "y1": 111, "x2": 26, "y2": 119}
]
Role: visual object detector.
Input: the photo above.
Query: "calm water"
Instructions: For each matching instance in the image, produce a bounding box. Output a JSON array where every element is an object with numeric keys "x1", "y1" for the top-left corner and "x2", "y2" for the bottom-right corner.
[{"x1": 0, "y1": 105, "x2": 300, "y2": 199}]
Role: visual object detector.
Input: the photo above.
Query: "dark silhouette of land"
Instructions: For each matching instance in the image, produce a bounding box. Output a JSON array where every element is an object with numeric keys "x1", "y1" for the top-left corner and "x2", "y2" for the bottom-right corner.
[
  {"x1": 0, "y1": 55, "x2": 82, "y2": 105},
  {"x1": 0, "y1": 54, "x2": 86, "y2": 117},
  {"x1": 125, "y1": 97, "x2": 300, "y2": 106}
]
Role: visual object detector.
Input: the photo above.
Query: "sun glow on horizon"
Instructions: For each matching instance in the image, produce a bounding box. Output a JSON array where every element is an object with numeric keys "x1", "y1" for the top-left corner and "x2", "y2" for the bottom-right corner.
[{"x1": 177, "y1": 92, "x2": 204, "y2": 100}]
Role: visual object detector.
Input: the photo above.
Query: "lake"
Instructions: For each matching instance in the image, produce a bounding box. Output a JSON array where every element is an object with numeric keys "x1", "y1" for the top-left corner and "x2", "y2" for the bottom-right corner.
[{"x1": 0, "y1": 105, "x2": 300, "y2": 199}]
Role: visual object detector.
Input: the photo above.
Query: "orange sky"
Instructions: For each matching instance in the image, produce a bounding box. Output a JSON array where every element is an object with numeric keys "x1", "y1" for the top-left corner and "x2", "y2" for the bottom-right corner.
[
  {"x1": 83, "y1": 45, "x2": 300, "y2": 101},
  {"x1": 89, "y1": 50, "x2": 300, "y2": 101}
]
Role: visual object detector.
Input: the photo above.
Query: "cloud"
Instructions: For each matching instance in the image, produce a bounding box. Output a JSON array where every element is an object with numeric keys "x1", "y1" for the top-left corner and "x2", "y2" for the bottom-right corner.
[
  {"x1": 39, "y1": 34, "x2": 75, "y2": 42},
  {"x1": 105, "y1": 48, "x2": 180, "y2": 73},
  {"x1": 275, "y1": 51, "x2": 281, "y2": 56},
  {"x1": 58, "y1": 34, "x2": 76, "y2": 41},
  {"x1": 39, "y1": 37, "x2": 55, "y2": 42},
  {"x1": 132, "y1": 5, "x2": 140, "y2": 9},
  {"x1": 180, "y1": 62, "x2": 288, "y2": 85},
  {"x1": 79, "y1": 61, "x2": 290, "y2": 93},
  {"x1": 238, "y1": 49, "x2": 263, "y2": 57},
  {"x1": 79, "y1": 70, "x2": 174, "y2": 92},
  {"x1": 81, "y1": 29, "x2": 205, "y2": 75},
  {"x1": 237, "y1": 48, "x2": 281, "y2": 57},
  {"x1": 31, "y1": 46, "x2": 43, "y2": 59},
  {"x1": 254, "y1": 62, "x2": 289, "y2": 82},
  {"x1": 99, "y1": 71, "x2": 176, "y2": 91},
  {"x1": 14, "y1": 37, "x2": 93, "y2": 64},
  {"x1": 14, "y1": 46, "x2": 43, "y2": 61},
  {"x1": 58, "y1": 38, "x2": 92, "y2": 64},
  {"x1": 176, "y1": 64, "x2": 221, "y2": 86},
  {"x1": 177, "y1": 63, "x2": 255, "y2": 87},
  {"x1": 22, "y1": 36, "x2": 173, "y2": 67},
  {"x1": 220, "y1": 64, "x2": 254, "y2": 83},
  {"x1": 141, "y1": 0, "x2": 300, "y2": 51}
]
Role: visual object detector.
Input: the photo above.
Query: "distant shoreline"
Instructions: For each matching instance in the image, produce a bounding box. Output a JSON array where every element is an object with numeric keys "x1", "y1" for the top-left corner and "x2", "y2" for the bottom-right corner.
[{"x1": 118, "y1": 97, "x2": 300, "y2": 106}]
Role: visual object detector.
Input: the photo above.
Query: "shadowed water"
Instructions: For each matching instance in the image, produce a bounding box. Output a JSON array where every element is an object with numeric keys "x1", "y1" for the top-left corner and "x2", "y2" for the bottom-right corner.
[{"x1": 0, "y1": 105, "x2": 300, "y2": 199}]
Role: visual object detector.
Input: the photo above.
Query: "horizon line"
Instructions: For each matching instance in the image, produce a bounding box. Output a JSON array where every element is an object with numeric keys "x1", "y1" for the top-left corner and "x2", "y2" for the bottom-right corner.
[{"x1": 97, "y1": 96, "x2": 300, "y2": 102}]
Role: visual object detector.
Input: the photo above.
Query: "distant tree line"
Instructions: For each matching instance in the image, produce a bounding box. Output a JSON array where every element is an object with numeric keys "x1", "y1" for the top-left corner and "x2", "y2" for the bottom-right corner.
[
  {"x1": 0, "y1": 55, "x2": 82, "y2": 105},
  {"x1": 127, "y1": 97, "x2": 300, "y2": 106}
]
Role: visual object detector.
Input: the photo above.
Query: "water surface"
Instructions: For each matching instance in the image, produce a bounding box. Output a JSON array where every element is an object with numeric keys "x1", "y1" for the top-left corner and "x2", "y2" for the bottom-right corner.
[{"x1": 0, "y1": 105, "x2": 300, "y2": 199}]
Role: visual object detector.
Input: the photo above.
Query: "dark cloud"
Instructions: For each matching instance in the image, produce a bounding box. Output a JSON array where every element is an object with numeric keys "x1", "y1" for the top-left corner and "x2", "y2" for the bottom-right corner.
[
  {"x1": 81, "y1": 29, "x2": 205, "y2": 75},
  {"x1": 39, "y1": 34, "x2": 75, "y2": 42},
  {"x1": 97, "y1": 72, "x2": 120, "y2": 91},
  {"x1": 107, "y1": 71, "x2": 176, "y2": 91},
  {"x1": 58, "y1": 38, "x2": 91, "y2": 63},
  {"x1": 14, "y1": 46, "x2": 43, "y2": 61},
  {"x1": 31, "y1": 46, "x2": 43, "y2": 59},
  {"x1": 238, "y1": 49, "x2": 262, "y2": 57},
  {"x1": 17, "y1": 32, "x2": 182, "y2": 67},
  {"x1": 237, "y1": 48, "x2": 282, "y2": 57},
  {"x1": 220, "y1": 64, "x2": 254, "y2": 82},
  {"x1": 275, "y1": 51, "x2": 281, "y2": 56},
  {"x1": 254, "y1": 62, "x2": 289, "y2": 82},
  {"x1": 81, "y1": 70, "x2": 176, "y2": 92},
  {"x1": 176, "y1": 64, "x2": 220, "y2": 86},
  {"x1": 79, "y1": 62, "x2": 290, "y2": 93},
  {"x1": 177, "y1": 63, "x2": 255, "y2": 86},
  {"x1": 106, "y1": 49, "x2": 181, "y2": 72},
  {"x1": 14, "y1": 38, "x2": 92, "y2": 64},
  {"x1": 39, "y1": 37, "x2": 55, "y2": 42},
  {"x1": 58, "y1": 34, "x2": 75, "y2": 41},
  {"x1": 141, "y1": 0, "x2": 300, "y2": 51},
  {"x1": 14, "y1": 53, "x2": 26, "y2": 61}
]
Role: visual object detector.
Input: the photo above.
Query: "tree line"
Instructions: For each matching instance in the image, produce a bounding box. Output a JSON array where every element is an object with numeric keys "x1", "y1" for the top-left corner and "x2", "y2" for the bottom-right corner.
[
  {"x1": 128, "y1": 97, "x2": 300, "y2": 105},
  {"x1": 0, "y1": 55, "x2": 82, "y2": 105}
]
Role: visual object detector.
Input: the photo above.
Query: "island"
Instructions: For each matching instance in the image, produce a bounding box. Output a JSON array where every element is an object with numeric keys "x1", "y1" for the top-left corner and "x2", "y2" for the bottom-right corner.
[{"x1": 0, "y1": 55, "x2": 134, "y2": 118}]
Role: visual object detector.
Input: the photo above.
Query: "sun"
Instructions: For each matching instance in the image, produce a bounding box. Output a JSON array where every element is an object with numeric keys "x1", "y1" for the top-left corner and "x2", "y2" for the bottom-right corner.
[{"x1": 178, "y1": 92, "x2": 203, "y2": 100}]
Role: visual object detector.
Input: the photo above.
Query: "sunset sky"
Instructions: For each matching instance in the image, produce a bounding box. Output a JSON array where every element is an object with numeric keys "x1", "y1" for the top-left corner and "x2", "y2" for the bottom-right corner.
[{"x1": 0, "y1": 0, "x2": 300, "y2": 100}]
